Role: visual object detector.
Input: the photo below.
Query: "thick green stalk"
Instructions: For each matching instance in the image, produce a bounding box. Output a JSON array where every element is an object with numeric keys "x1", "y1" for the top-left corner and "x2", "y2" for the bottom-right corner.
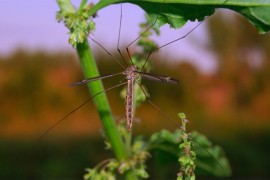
[
  {"x1": 76, "y1": 41, "x2": 137, "y2": 180},
  {"x1": 79, "y1": 0, "x2": 87, "y2": 10},
  {"x1": 76, "y1": 41, "x2": 125, "y2": 159}
]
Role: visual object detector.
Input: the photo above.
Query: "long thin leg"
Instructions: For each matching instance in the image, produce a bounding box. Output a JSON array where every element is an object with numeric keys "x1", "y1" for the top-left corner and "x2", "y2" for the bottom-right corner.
[
  {"x1": 126, "y1": 0, "x2": 166, "y2": 48},
  {"x1": 38, "y1": 81, "x2": 127, "y2": 140},
  {"x1": 140, "y1": 17, "x2": 208, "y2": 71},
  {"x1": 140, "y1": 0, "x2": 230, "y2": 72},
  {"x1": 135, "y1": 80, "x2": 181, "y2": 128},
  {"x1": 90, "y1": 37, "x2": 126, "y2": 70},
  {"x1": 126, "y1": 0, "x2": 166, "y2": 66}
]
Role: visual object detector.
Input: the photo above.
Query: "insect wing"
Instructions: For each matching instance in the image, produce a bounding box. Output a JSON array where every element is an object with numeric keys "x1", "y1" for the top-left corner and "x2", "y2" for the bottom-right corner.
[{"x1": 137, "y1": 71, "x2": 179, "y2": 84}]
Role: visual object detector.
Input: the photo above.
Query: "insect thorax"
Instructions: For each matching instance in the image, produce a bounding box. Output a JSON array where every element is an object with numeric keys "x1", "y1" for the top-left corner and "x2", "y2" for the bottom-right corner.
[{"x1": 124, "y1": 66, "x2": 138, "y2": 80}]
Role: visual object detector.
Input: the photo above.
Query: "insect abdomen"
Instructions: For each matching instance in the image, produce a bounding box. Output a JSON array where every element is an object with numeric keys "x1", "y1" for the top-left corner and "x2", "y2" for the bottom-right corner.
[{"x1": 126, "y1": 79, "x2": 134, "y2": 131}]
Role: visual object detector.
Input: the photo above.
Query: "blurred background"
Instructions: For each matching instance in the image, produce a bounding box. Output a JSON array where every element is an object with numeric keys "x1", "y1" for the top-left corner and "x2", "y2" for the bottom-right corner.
[{"x1": 1, "y1": 1, "x2": 270, "y2": 179}]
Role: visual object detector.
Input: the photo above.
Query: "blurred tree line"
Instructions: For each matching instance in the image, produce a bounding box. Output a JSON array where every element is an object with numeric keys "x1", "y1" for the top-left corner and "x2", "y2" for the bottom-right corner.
[{"x1": 0, "y1": 11, "x2": 270, "y2": 178}]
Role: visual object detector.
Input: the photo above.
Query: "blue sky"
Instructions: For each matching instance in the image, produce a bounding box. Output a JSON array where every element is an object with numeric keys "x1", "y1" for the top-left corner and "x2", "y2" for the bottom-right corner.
[{"x1": 0, "y1": 0, "x2": 218, "y2": 72}]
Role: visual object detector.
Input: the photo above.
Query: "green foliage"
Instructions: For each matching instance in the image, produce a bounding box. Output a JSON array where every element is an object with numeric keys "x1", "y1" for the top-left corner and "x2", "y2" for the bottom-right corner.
[
  {"x1": 84, "y1": 113, "x2": 231, "y2": 179},
  {"x1": 57, "y1": 0, "x2": 270, "y2": 48},
  {"x1": 231, "y1": 6, "x2": 270, "y2": 33},
  {"x1": 58, "y1": 0, "x2": 270, "y2": 47},
  {"x1": 177, "y1": 113, "x2": 196, "y2": 180},
  {"x1": 131, "y1": 0, "x2": 270, "y2": 33},
  {"x1": 88, "y1": 0, "x2": 270, "y2": 34},
  {"x1": 84, "y1": 121, "x2": 151, "y2": 179},
  {"x1": 56, "y1": 0, "x2": 95, "y2": 47},
  {"x1": 191, "y1": 131, "x2": 232, "y2": 177}
]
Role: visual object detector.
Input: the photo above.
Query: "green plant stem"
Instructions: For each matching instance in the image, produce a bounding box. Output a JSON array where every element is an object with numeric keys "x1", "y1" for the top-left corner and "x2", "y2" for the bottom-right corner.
[
  {"x1": 76, "y1": 41, "x2": 137, "y2": 180},
  {"x1": 76, "y1": 41, "x2": 123, "y2": 159},
  {"x1": 56, "y1": 0, "x2": 76, "y2": 13},
  {"x1": 126, "y1": 130, "x2": 132, "y2": 156},
  {"x1": 79, "y1": 0, "x2": 88, "y2": 10}
]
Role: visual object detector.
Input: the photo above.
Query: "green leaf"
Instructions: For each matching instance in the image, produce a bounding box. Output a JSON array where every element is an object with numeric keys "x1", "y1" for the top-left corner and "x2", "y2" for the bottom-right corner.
[
  {"x1": 232, "y1": 6, "x2": 270, "y2": 33},
  {"x1": 191, "y1": 131, "x2": 232, "y2": 177},
  {"x1": 107, "y1": 160, "x2": 119, "y2": 171},
  {"x1": 132, "y1": 137, "x2": 145, "y2": 153},
  {"x1": 178, "y1": 113, "x2": 186, "y2": 119},
  {"x1": 149, "y1": 129, "x2": 180, "y2": 144},
  {"x1": 135, "y1": 165, "x2": 149, "y2": 179},
  {"x1": 84, "y1": 168, "x2": 97, "y2": 180},
  {"x1": 88, "y1": 0, "x2": 270, "y2": 34}
]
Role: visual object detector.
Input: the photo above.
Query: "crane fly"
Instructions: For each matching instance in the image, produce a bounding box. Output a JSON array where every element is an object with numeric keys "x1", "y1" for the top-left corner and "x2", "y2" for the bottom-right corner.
[{"x1": 71, "y1": 62, "x2": 179, "y2": 131}]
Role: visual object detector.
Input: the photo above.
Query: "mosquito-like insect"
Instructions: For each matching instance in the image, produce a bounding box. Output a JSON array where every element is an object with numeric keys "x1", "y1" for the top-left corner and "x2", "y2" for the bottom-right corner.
[
  {"x1": 71, "y1": 47, "x2": 179, "y2": 131},
  {"x1": 40, "y1": 0, "x2": 229, "y2": 137}
]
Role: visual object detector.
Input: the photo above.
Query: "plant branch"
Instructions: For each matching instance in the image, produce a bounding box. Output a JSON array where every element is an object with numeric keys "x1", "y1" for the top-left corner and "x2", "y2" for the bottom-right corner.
[
  {"x1": 76, "y1": 40, "x2": 138, "y2": 180},
  {"x1": 79, "y1": 0, "x2": 88, "y2": 10}
]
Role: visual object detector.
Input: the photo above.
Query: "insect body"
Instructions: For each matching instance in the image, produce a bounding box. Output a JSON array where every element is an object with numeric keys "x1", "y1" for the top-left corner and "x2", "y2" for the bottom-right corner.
[
  {"x1": 71, "y1": 64, "x2": 179, "y2": 131},
  {"x1": 124, "y1": 66, "x2": 137, "y2": 131}
]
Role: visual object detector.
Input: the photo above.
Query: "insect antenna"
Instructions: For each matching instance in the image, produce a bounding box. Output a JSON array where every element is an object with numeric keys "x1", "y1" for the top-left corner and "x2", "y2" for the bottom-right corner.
[
  {"x1": 38, "y1": 81, "x2": 127, "y2": 140},
  {"x1": 135, "y1": 80, "x2": 225, "y2": 171}
]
